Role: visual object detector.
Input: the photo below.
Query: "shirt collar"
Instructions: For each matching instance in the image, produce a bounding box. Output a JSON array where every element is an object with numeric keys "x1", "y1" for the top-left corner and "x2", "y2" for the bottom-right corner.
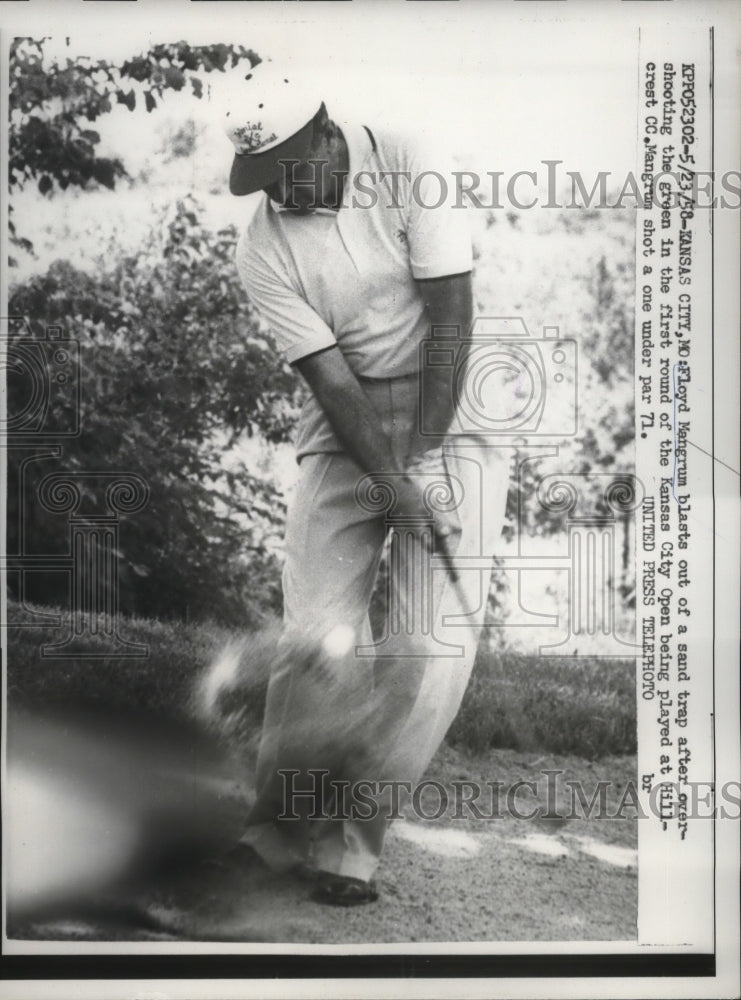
[
  {"x1": 268, "y1": 121, "x2": 373, "y2": 216},
  {"x1": 268, "y1": 201, "x2": 338, "y2": 216}
]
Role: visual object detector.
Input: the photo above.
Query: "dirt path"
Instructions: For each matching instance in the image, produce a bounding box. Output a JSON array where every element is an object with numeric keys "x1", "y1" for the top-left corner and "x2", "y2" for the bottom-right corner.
[{"x1": 13, "y1": 743, "x2": 637, "y2": 944}]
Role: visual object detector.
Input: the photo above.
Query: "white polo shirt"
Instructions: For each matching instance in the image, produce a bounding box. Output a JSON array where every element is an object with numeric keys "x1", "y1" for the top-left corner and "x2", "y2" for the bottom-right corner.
[{"x1": 236, "y1": 122, "x2": 472, "y2": 379}]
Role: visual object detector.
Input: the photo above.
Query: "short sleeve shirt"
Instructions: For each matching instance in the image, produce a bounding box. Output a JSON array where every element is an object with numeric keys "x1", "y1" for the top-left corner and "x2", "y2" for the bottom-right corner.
[{"x1": 236, "y1": 123, "x2": 472, "y2": 378}]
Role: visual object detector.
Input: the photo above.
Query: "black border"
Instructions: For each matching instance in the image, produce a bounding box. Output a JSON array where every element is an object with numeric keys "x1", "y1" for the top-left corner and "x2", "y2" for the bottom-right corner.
[{"x1": 0, "y1": 952, "x2": 718, "y2": 980}]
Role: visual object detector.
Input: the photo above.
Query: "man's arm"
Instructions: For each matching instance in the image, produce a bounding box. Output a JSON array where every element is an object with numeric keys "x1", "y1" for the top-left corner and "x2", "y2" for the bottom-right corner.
[
  {"x1": 295, "y1": 346, "x2": 458, "y2": 573},
  {"x1": 294, "y1": 346, "x2": 400, "y2": 477},
  {"x1": 415, "y1": 271, "x2": 473, "y2": 448}
]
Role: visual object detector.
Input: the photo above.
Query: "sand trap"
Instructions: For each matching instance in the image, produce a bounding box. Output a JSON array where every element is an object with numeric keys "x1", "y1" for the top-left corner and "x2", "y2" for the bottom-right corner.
[
  {"x1": 389, "y1": 822, "x2": 481, "y2": 858},
  {"x1": 507, "y1": 833, "x2": 571, "y2": 858},
  {"x1": 504, "y1": 829, "x2": 637, "y2": 869},
  {"x1": 570, "y1": 835, "x2": 637, "y2": 868}
]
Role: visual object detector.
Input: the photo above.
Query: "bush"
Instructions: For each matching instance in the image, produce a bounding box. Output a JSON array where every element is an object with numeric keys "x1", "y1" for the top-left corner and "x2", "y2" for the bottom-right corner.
[{"x1": 7, "y1": 197, "x2": 302, "y2": 626}]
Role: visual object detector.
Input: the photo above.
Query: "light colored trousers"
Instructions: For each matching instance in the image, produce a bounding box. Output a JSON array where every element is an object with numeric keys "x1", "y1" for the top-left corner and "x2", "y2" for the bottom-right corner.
[{"x1": 242, "y1": 375, "x2": 510, "y2": 881}]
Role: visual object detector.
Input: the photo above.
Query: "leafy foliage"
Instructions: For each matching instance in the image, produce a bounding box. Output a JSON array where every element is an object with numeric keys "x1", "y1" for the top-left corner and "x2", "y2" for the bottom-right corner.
[
  {"x1": 7, "y1": 198, "x2": 302, "y2": 625},
  {"x1": 8, "y1": 37, "x2": 259, "y2": 261}
]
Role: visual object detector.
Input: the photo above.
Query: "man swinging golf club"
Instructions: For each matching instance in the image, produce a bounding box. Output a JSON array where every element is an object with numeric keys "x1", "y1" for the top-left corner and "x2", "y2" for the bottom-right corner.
[{"x1": 222, "y1": 60, "x2": 510, "y2": 906}]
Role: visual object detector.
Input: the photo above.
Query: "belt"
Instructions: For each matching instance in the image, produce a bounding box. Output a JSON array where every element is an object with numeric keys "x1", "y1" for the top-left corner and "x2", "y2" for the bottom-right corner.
[{"x1": 357, "y1": 371, "x2": 419, "y2": 384}]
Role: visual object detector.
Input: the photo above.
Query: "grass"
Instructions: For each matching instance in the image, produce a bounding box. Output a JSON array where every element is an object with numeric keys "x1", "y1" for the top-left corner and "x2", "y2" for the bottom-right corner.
[
  {"x1": 449, "y1": 649, "x2": 636, "y2": 758},
  {"x1": 4, "y1": 601, "x2": 269, "y2": 738},
  {"x1": 5, "y1": 601, "x2": 635, "y2": 760}
]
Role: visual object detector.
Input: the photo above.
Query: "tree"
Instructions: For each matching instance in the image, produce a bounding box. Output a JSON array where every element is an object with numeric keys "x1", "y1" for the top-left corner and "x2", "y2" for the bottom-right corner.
[{"x1": 8, "y1": 37, "x2": 259, "y2": 262}]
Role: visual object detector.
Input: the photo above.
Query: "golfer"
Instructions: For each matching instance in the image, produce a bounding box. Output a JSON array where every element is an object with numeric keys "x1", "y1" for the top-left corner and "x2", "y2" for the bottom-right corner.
[{"x1": 224, "y1": 62, "x2": 510, "y2": 906}]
